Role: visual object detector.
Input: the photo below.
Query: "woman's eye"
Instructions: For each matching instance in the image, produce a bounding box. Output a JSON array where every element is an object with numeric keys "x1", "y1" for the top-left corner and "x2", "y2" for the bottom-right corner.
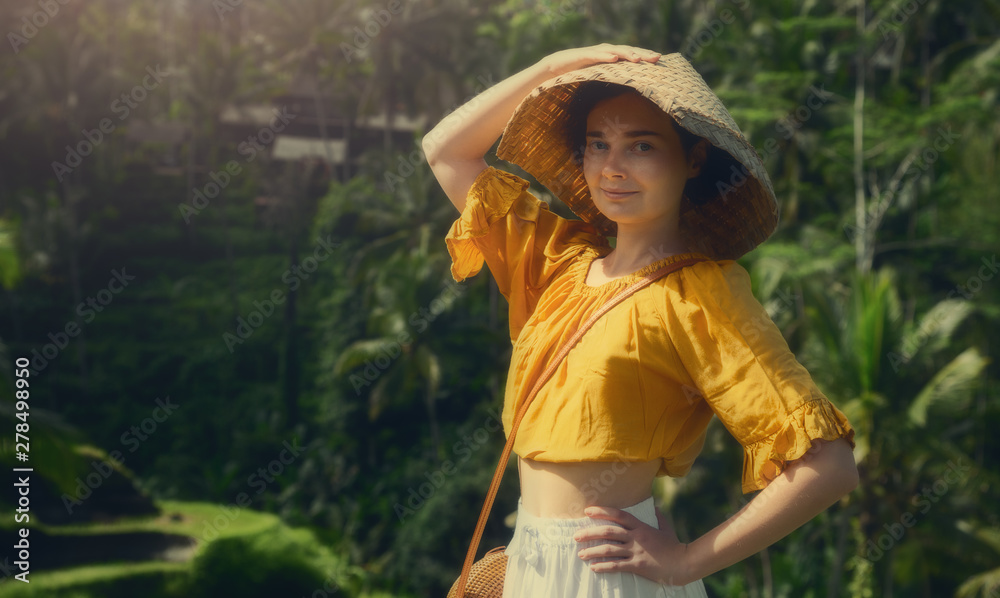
[
  {"x1": 634, "y1": 142, "x2": 653, "y2": 152},
  {"x1": 588, "y1": 140, "x2": 607, "y2": 151}
]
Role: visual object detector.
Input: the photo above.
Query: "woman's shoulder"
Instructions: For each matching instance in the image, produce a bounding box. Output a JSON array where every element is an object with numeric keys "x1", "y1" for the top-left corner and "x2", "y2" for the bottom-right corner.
[
  {"x1": 666, "y1": 256, "x2": 752, "y2": 298},
  {"x1": 651, "y1": 256, "x2": 760, "y2": 321},
  {"x1": 685, "y1": 256, "x2": 749, "y2": 281}
]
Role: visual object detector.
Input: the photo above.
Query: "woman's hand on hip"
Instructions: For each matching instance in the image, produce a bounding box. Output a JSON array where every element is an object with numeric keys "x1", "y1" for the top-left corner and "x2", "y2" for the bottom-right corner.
[
  {"x1": 573, "y1": 506, "x2": 695, "y2": 586},
  {"x1": 540, "y1": 44, "x2": 661, "y2": 78}
]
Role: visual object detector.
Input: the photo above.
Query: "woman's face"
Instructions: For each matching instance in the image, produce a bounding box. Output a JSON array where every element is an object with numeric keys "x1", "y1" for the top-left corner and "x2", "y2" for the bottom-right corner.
[{"x1": 582, "y1": 92, "x2": 702, "y2": 231}]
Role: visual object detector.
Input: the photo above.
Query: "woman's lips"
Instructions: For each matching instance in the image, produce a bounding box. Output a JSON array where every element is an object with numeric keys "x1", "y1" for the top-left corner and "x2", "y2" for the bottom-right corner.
[{"x1": 601, "y1": 188, "x2": 637, "y2": 201}]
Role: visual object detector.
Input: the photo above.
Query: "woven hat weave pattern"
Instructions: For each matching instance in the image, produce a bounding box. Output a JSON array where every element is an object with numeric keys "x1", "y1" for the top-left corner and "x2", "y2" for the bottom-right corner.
[{"x1": 496, "y1": 53, "x2": 779, "y2": 261}]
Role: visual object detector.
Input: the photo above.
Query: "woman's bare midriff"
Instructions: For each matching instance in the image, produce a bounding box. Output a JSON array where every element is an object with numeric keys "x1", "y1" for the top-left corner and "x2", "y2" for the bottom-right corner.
[{"x1": 517, "y1": 456, "x2": 662, "y2": 518}]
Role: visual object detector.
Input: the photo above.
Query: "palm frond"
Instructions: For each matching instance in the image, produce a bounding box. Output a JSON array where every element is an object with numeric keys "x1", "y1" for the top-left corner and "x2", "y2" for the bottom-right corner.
[
  {"x1": 956, "y1": 567, "x2": 1000, "y2": 598},
  {"x1": 414, "y1": 344, "x2": 442, "y2": 400},
  {"x1": 333, "y1": 338, "x2": 402, "y2": 375},
  {"x1": 897, "y1": 299, "x2": 974, "y2": 366},
  {"x1": 908, "y1": 347, "x2": 989, "y2": 427}
]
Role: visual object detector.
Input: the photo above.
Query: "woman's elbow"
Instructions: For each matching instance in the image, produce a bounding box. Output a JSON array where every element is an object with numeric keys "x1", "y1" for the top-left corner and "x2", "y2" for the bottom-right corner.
[
  {"x1": 795, "y1": 438, "x2": 859, "y2": 497},
  {"x1": 421, "y1": 134, "x2": 440, "y2": 168},
  {"x1": 839, "y1": 458, "x2": 860, "y2": 495},
  {"x1": 824, "y1": 437, "x2": 860, "y2": 496}
]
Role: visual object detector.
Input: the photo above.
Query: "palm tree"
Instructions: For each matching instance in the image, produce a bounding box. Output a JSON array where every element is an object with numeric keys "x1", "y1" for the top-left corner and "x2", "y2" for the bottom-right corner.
[
  {"x1": 956, "y1": 520, "x2": 1000, "y2": 598},
  {"x1": 328, "y1": 154, "x2": 458, "y2": 455},
  {"x1": 0, "y1": 8, "x2": 120, "y2": 389},
  {"x1": 786, "y1": 265, "x2": 988, "y2": 596}
]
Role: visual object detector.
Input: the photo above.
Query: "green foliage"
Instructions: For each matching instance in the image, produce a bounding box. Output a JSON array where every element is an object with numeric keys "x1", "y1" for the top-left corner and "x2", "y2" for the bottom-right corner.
[
  {"x1": 0, "y1": 218, "x2": 21, "y2": 289},
  {"x1": 0, "y1": 563, "x2": 189, "y2": 598},
  {"x1": 0, "y1": 503, "x2": 366, "y2": 598},
  {"x1": 908, "y1": 347, "x2": 989, "y2": 426},
  {"x1": 186, "y1": 526, "x2": 348, "y2": 598},
  {"x1": 0, "y1": 404, "x2": 83, "y2": 498},
  {"x1": 0, "y1": 0, "x2": 998, "y2": 596}
]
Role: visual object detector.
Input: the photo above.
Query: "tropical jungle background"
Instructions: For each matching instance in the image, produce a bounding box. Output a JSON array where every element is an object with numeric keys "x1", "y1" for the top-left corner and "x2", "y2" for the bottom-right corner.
[{"x1": 0, "y1": 0, "x2": 997, "y2": 596}]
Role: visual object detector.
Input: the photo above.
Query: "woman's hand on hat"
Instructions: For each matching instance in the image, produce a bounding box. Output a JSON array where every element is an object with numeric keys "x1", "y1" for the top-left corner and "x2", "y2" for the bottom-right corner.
[
  {"x1": 573, "y1": 505, "x2": 695, "y2": 586},
  {"x1": 542, "y1": 44, "x2": 661, "y2": 78}
]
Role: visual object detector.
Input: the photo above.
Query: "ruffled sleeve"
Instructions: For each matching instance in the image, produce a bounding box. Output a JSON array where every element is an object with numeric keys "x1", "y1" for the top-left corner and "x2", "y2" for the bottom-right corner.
[
  {"x1": 445, "y1": 167, "x2": 607, "y2": 341},
  {"x1": 661, "y1": 260, "x2": 855, "y2": 493}
]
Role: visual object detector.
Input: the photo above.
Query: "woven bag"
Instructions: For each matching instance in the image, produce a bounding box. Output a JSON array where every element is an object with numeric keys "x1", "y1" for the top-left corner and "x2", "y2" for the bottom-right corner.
[{"x1": 446, "y1": 547, "x2": 506, "y2": 598}]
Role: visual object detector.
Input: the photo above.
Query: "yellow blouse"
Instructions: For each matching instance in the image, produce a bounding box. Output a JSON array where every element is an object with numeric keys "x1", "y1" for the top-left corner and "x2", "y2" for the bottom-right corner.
[{"x1": 445, "y1": 167, "x2": 855, "y2": 493}]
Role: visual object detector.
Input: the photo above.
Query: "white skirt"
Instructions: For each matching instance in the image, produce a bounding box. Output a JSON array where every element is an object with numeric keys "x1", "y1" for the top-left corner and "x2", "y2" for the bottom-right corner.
[{"x1": 502, "y1": 496, "x2": 709, "y2": 598}]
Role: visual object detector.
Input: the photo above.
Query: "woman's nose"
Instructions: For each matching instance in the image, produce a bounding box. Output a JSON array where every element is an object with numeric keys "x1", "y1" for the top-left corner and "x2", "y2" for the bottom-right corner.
[{"x1": 601, "y1": 151, "x2": 626, "y2": 179}]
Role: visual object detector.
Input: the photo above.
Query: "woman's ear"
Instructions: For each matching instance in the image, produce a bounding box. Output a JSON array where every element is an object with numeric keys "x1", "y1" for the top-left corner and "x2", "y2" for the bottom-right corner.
[{"x1": 687, "y1": 139, "x2": 709, "y2": 179}]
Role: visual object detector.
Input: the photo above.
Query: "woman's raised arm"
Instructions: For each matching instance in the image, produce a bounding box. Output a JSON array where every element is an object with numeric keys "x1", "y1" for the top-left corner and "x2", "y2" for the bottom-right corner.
[{"x1": 421, "y1": 44, "x2": 661, "y2": 212}]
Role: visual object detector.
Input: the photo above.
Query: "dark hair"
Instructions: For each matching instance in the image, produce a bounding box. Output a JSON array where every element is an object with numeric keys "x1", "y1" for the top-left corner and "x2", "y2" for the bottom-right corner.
[{"x1": 562, "y1": 81, "x2": 730, "y2": 206}]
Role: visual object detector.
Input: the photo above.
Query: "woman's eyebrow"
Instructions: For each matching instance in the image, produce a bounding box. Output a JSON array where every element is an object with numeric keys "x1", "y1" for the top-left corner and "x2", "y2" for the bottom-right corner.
[{"x1": 586, "y1": 130, "x2": 664, "y2": 139}]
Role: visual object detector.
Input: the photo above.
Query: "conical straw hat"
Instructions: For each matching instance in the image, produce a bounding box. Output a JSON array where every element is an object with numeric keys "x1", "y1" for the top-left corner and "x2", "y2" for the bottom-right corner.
[{"x1": 496, "y1": 53, "x2": 779, "y2": 260}]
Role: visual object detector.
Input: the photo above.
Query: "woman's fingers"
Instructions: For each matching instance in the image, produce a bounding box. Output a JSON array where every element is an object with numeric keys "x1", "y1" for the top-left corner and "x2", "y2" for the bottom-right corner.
[
  {"x1": 575, "y1": 524, "x2": 633, "y2": 564},
  {"x1": 619, "y1": 47, "x2": 661, "y2": 62},
  {"x1": 573, "y1": 506, "x2": 648, "y2": 563},
  {"x1": 574, "y1": 523, "x2": 631, "y2": 543},
  {"x1": 578, "y1": 540, "x2": 632, "y2": 563},
  {"x1": 605, "y1": 43, "x2": 660, "y2": 59},
  {"x1": 595, "y1": 45, "x2": 660, "y2": 63},
  {"x1": 544, "y1": 44, "x2": 661, "y2": 77}
]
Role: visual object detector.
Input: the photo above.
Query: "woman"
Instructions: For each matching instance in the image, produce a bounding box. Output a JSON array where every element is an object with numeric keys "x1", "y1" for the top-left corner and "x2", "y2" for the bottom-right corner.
[{"x1": 424, "y1": 44, "x2": 858, "y2": 597}]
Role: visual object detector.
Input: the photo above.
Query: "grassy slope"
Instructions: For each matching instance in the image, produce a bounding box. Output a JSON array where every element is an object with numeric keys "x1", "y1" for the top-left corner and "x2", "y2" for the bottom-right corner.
[{"x1": 0, "y1": 500, "x2": 354, "y2": 597}]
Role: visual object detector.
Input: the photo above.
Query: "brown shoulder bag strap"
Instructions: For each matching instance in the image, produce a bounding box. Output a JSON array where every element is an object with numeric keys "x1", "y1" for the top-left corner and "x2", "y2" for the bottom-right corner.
[{"x1": 454, "y1": 256, "x2": 706, "y2": 597}]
